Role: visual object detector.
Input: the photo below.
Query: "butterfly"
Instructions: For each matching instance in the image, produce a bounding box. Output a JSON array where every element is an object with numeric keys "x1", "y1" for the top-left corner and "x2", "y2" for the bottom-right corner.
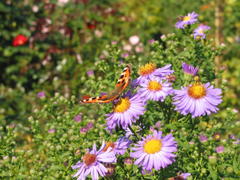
[{"x1": 80, "y1": 65, "x2": 131, "y2": 103}]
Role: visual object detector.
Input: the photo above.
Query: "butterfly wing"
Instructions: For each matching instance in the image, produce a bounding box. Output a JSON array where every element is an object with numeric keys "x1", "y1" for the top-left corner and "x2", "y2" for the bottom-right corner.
[
  {"x1": 80, "y1": 65, "x2": 131, "y2": 103},
  {"x1": 80, "y1": 94, "x2": 109, "y2": 103}
]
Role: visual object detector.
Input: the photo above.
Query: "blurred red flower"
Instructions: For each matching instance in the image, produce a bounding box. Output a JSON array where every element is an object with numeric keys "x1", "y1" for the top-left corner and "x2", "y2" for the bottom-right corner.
[
  {"x1": 12, "y1": 34, "x2": 28, "y2": 46},
  {"x1": 87, "y1": 21, "x2": 97, "y2": 30}
]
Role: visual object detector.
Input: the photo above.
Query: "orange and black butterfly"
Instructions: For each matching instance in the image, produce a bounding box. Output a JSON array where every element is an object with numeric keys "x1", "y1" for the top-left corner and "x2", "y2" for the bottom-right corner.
[{"x1": 80, "y1": 65, "x2": 131, "y2": 103}]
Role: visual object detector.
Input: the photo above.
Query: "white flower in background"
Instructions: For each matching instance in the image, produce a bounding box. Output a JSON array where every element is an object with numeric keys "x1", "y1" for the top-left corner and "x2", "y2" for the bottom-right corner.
[
  {"x1": 32, "y1": 5, "x2": 39, "y2": 13},
  {"x1": 95, "y1": 30, "x2": 103, "y2": 38},
  {"x1": 58, "y1": 0, "x2": 69, "y2": 6},
  {"x1": 129, "y1": 35, "x2": 140, "y2": 45},
  {"x1": 135, "y1": 44, "x2": 144, "y2": 53}
]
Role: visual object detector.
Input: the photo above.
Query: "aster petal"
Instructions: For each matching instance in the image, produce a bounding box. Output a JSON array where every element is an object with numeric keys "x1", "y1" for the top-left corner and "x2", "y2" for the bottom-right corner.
[{"x1": 134, "y1": 153, "x2": 147, "y2": 165}]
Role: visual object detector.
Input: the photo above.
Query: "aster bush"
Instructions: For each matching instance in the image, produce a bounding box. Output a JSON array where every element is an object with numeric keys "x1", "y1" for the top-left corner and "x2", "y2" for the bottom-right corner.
[
  {"x1": 0, "y1": 0, "x2": 240, "y2": 179},
  {"x1": 1, "y1": 8, "x2": 240, "y2": 180}
]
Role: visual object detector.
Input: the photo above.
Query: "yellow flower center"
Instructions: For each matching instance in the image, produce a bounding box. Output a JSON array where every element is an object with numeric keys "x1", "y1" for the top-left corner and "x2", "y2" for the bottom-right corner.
[
  {"x1": 103, "y1": 142, "x2": 115, "y2": 152},
  {"x1": 183, "y1": 16, "x2": 191, "y2": 21},
  {"x1": 148, "y1": 81, "x2": 162, "y2": 91},
  {"x1": 83, "y1": 153, "x2": 96, "y2": 166},
  {"x1": 114, "y1": 98, "x2": 131, "y2": 113},
  {"x1": 138, "y1": 63, "x2": 156, "y2": 76},
  {"x1": 198, "y1": 29, "x2": 204, "y2": 34},
  {"x1": 188, "y1": 84, "x2": 206, "y2": 99},
  {"x1": 144, "y1": 139, "x2": 162, "y2": 154}
]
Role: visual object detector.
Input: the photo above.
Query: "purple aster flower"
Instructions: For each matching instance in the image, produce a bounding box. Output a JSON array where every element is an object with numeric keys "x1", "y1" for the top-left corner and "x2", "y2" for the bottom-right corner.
[
  {"x1": 106, "y1": 93, "x2": 146, "y2": 131},
  {"x1": 182, "y1": 62, "x2": 199, "y2": 76},
  {"x1": 179, "y1": 173, "x2": 191, "y2": 179},
  {"x1": 103, "y1": 137, "x2": 132, "y2": 155},
  {"x1": 130, "y1": 131, "x2": 177, "y2": 171},
  {"x1": 199, "y1": 134, "x2": 208, "y2": 142},
  {"x1": 72, "y1": 143, "x2": 116, "y2": 180},
  {"x1": 86, "y1": 122, "x2": 94, "y2": 129},
  {"x1": 173, "y1": 82, "x2": 222, "y2": 117},
  {"x1": 229, "y1": 134, "x2": 236, "y2": 140},
  {"x1": 80, "y1": 127, "x2": 88, "y2": 134},
  {"x1": 137, "y1": 77, "x2": 173, "y2": 102},
  {"x1": 175, "y1": 12, "x2": 198, "y2": 29},
  {"x1": 125, "y1": 128, "x2": 134, "y2": 138},
  {"x1": 74, "y1": 114, "x2": 82, "y2": 122},
  {"x1": 215, "y1": 145, "x2": 224, "y2": 153},
  {"x1": 169, "y1": 173, "x2": 191, "y2": 180},
  {"x1": 193, "y1": 24, "x2": 211, "y2": 39},
  {"x1": 233, "y1": 139, "x2": 240, "y2": 145},
  {"x1": 135, "y1": 63, "x2": 174, "y2": 85},
  {"x1": 37, "y1": 91, "x2": 45, "y2": 98}
]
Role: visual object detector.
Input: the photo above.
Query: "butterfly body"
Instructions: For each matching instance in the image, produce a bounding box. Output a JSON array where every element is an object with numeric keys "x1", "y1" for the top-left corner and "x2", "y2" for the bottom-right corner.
[{"x1": 80, "y1": 65, "x2": 131, "y2": 103}]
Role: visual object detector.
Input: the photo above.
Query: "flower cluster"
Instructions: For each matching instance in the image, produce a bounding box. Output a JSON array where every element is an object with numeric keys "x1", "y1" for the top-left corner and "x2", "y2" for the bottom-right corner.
[
  {"x1": 72, "y1": 61, "x2": 222, "y2": 179},
  {"x1": 175, "y1": 12, "x2": 211, "y2": 39},
  {"x1": 106, "y1": 63, "x2": 174, "y2": 131},
  {"x1": 72, "y1": 12, "x2": 224, "y2": 180}
]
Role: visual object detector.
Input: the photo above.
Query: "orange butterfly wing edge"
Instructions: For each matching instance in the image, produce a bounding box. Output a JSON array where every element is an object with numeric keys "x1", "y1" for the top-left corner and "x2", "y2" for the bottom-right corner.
[{"x1": 80, "y1": 65, "x2": 131, "y2": 104}]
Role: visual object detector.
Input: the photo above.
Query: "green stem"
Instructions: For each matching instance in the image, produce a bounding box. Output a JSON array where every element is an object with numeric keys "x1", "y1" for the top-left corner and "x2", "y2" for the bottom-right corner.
[{"x1": 128, "y1": 125, "x2": 140, "y2": 140}]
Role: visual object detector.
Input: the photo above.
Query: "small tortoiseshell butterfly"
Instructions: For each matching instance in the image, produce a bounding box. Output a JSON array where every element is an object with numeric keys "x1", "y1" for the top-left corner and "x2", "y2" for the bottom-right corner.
[{"x1": 80, "y1": 65, "x2": 131, "y2": 103}]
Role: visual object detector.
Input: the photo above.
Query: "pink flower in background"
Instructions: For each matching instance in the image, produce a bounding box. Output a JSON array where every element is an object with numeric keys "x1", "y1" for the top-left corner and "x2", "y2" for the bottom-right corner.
[
  {"x1": 37, "y1": 91, "x2": 45, "y2": 98},
  {"x1": 129, "y1": 35, "x2": 140, "y2": 45},
  {"x1": 148, "y1": 39, "x2": 155, "y2": 44},
  {"x1": 199, "y1": 135, "x2": 208, "y2": 142},
  {"x1": 74, "y1": 114, "x2": 82, "y2": 122},
  {"x1": 123, "y1": 44, "x2": 132, "y2": 51},
  {"x1": 48, "y1": 129, "x2": 56, "y2": 133},
  {"x1": 111, "y1": 41, "x2": 117, "y2": 45},
  {"x1": 86, "y1": 122, "x2": 94, "y2": 129},
  {"x1": 121, "y1": 53, "x2": 129, "y2": 58},
  {"x1": 135, "y1": 45, "x2": 144, "y2": 53},
  {"x1": 155, "y1": 121, "x2": 161, "y2": 129},
  {"x1": 80, "y1": 127, "x2": 88, "y2": 134},
  {"x1": 87, "y1": 70, "x2": 94, "y2": 77},
  {"x1": 215, "y1": 145, "x2": 224, "y2": 153}
]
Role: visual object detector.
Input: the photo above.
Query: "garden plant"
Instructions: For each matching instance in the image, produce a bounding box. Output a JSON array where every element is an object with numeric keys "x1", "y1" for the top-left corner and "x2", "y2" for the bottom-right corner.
[{"x1": 0, "y1": 0, "x2": 240, "y2": 180}]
